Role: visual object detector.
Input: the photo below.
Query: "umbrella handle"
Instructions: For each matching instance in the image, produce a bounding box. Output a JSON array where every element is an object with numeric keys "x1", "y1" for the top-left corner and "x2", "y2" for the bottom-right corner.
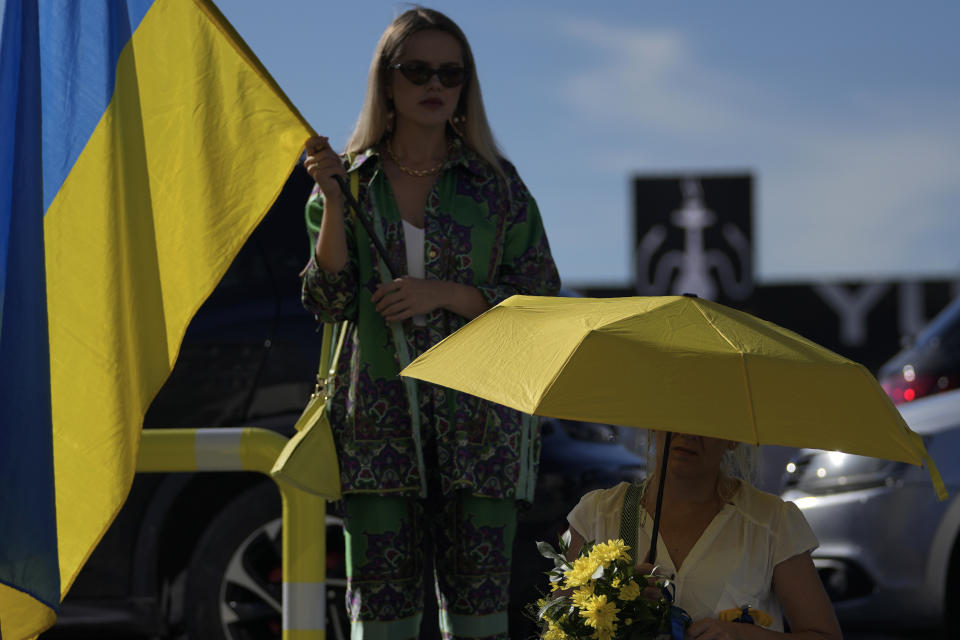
[
  {"x1": 648, "y1": 431, "x2": 671, "y2": 564},
  {"x1": 333, "y1": 174, "x2": 399, "y2": 279}
]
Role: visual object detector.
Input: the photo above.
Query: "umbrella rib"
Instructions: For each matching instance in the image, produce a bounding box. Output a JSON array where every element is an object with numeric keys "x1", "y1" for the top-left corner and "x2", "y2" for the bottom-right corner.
[
  {"x1": 691, "y1": 300, "x2": 760, "y2": 445},
  {"x1": 537, "y1": 329, "x2": 594, "y2": 416}
]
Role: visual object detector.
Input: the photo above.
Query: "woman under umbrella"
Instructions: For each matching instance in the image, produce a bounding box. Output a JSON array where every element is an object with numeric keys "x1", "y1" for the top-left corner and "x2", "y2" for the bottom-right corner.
[{"x1": 565, "y1": 432, "x2": 843, "y2": 639}]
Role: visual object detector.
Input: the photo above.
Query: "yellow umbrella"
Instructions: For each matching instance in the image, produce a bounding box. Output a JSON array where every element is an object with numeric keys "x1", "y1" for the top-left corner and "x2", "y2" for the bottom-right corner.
[{"x1": 401, "y1": 295, "x2": 946, "y2": 558}]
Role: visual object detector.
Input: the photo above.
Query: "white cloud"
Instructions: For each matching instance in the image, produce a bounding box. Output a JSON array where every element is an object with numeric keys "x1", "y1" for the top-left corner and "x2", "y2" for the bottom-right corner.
[
  {"x1": 554, "y1": 18, "x2": 758, "y2": 136},
  {"x1": 763, "y1": 125, "x2": 960, "y2": 279}
]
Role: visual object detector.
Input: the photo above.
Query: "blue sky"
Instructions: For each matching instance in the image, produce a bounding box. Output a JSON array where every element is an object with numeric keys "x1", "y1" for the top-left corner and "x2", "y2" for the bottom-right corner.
[{"x1": 218, "y1": 0, "x2": 960, "y2": 287}]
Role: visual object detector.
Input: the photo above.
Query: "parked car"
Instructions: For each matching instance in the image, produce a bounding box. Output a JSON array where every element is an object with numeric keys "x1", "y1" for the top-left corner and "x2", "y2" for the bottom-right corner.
[
  {"x1": 782, "y1": 385, "x2": 960, "y2": 633},
  {"x1": 878, "y1": 295, "x2": 960, "y2": 405},
  {"x1": 42, "y1": 165, "x2": 645, "y2": 640}
]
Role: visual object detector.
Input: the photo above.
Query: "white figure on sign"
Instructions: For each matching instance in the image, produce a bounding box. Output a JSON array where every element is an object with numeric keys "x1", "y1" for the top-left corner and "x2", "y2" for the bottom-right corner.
[{"x1": 635, "y1": 178, "x2": 752, "y2": 301}]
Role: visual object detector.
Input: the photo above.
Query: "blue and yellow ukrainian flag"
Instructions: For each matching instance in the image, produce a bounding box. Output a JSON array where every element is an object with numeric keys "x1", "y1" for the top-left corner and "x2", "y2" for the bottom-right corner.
[{"x1": 0, "y1": 1, "x2": 312, "y2": 637}]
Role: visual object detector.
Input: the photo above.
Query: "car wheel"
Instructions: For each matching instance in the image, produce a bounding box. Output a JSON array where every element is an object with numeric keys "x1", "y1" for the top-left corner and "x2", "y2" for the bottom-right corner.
[{"x1": 184, "y1": 482, "x2": 348, "y2": 640}]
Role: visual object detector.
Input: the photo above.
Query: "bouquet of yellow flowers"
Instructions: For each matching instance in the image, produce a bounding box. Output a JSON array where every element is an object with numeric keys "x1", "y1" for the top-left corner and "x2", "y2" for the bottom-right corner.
[{"x1": 529, "y1": 537, "x2": 688, "y2": 640}]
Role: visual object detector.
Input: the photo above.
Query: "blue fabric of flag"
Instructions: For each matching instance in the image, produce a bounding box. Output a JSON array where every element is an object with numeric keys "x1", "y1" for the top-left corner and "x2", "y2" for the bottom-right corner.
[
  {"x1": 0, "y1": 0, "x2": 59, "y2": 614},
  {"x1": 1, "y1": 0, "x2": 152, "y2": 621},
  {"x1": 39, "y1": 0, "x2": 151, "y2": 212}
]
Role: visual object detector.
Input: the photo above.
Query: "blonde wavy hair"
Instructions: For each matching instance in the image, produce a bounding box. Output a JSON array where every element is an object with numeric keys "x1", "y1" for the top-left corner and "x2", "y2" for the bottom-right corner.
[{"x1": 345, "y1": 7, "x2": 504, "y2": 175}]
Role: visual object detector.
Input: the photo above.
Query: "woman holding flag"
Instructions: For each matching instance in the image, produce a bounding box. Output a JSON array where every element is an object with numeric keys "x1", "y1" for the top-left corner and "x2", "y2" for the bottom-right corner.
[{"x1": 300, "y1": 7, "x2": 560, "y2": 639}]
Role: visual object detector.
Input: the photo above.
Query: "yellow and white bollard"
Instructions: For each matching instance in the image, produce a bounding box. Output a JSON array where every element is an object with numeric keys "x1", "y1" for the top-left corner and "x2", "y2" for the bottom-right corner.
[{"x1": 138, "y1": 427, "x2": 327, "y2": 640}]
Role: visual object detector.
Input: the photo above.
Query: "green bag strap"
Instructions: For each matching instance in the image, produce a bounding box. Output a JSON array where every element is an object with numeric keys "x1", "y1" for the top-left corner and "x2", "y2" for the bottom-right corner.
[
  {"x1": 308, "y1": 166, "x2": 358, "y2": 410},
  {"x1": 516, "y1": 413, "x2": 537, "y2": 502},
  {"x1": 316, "y1": 323, "x2": 333, "y2": 393},
  {"x1": 619, "y1": 482, "x2": 644, "y2": 557},
  {"x1": 389, "y1": 311, "x2": 427, "y2": 498},
  {"x1": 310, "y1": 321, "x2": 349, "y2": 409}
]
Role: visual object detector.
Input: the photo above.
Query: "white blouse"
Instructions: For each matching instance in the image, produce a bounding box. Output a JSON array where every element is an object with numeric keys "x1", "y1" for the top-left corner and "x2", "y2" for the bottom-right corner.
[
  {"x1": 401, "y1": 219, "x2": 427, "y2": 326},
  {"x1": 566, "y1": 481, "x2": 818, "y2": 631}
]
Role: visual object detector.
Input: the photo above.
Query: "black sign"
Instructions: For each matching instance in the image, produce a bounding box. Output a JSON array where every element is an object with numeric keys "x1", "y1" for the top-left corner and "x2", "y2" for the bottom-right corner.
[{"x1": 634, "y1": 174, "x2": 753, "y2": 306}]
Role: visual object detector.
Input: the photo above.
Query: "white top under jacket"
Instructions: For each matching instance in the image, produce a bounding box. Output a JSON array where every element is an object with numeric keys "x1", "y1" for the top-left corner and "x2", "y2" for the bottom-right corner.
[
  {"x1": 401, "y1": 219, "x2": 427, "y2": 326},
  {"x1": 566, "y1": 481, "x2": 818, "y2": 631}
]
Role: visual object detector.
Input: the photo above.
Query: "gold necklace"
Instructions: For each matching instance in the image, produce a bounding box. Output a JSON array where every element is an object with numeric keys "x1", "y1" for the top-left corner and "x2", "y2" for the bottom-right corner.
[{"x1": 386, "y1": 138, "x2": 445, "y2": 177}]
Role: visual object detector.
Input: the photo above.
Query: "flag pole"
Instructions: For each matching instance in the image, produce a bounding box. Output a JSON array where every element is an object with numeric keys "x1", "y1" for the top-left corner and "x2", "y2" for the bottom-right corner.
[{"x1": 334, "y1": 175, "x2": 399, "y2": 279}]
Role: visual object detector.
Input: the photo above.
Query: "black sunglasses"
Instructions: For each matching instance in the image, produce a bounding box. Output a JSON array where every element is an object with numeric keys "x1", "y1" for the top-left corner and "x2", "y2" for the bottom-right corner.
[{"x1": 389, "y1": 62, "x2": 469, "y2": 88}]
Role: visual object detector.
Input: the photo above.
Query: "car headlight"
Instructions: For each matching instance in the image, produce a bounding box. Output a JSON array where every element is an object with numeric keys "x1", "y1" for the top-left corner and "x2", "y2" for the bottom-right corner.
[{"x1": 784, "y1": 450, "x2": 907, "y2": 494}]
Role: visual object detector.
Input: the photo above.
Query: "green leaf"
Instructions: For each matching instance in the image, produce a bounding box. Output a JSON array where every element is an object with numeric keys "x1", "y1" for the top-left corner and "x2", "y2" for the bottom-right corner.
[{"x1": 536, "y1": 540, "x2": 567, "y2": 565}]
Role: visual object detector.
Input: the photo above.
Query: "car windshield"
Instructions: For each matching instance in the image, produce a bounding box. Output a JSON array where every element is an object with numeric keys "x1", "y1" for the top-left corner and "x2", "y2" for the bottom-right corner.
[{"x1": 911, "y1": 297, "x2": 960, "y2": 349}]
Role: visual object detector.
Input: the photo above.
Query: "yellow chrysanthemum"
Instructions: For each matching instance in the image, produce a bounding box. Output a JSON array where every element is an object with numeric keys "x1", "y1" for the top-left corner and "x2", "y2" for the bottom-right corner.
[
  {"x1": 571, "y1": 583, "x2": 596, "y2": 609},
  {"x1": 611, "y1": 576, "x2": 622, "y2": 588},
  {"x1": 592, "y1": 628, "x2": 614, "y2": 640},
  {"x1": 563, "y1": 555, "x2": 601, "y2": 589},
  {"x1": 543, "y1": 620, "x2": 568, "y2": 640},
  {"x1": 580, "y1": 594, "x2": 620, "y2": 633},
  {"x1": 588, "y1": 539, "x2": 632, "y2": 566},
  {"x1": 619, "y1": 579, "x2": 642, "y2": 601}
]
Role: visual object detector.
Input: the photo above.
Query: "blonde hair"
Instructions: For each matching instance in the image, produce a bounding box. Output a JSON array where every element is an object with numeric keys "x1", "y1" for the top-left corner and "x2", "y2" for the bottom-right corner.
[
  {"x1": 345, "y1": 7, "x2": 504, "y2": 176},
  {"x1": 720, "y1": 441, "x2": 760, "y2": 487}
]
